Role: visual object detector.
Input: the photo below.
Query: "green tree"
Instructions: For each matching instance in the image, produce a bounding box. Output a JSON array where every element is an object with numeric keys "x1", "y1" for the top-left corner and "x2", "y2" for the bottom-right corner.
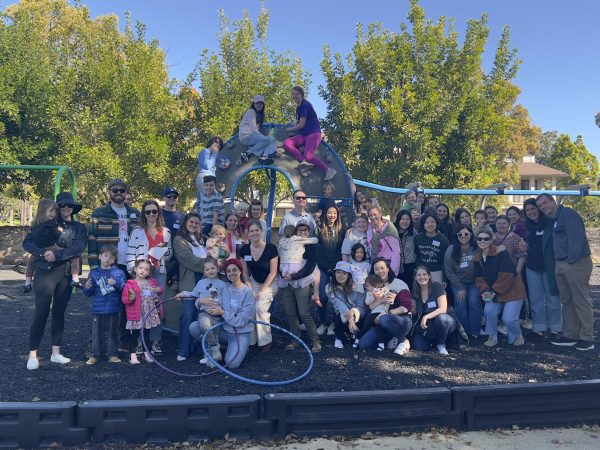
[{"x1": 540, "y1": 134, "x2": 598, "y2": 187}]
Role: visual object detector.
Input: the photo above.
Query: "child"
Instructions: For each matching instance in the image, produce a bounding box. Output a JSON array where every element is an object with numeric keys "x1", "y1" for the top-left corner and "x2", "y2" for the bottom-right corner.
[
  {"x1": 235, "y1": 202, "x2": 250, "y2": 238},
  {"x1": 349, "y1": 243, "x2": 371, "y2": 293},
  {"x1": 401, "y1": 188, "x2": 418, "y2": 211},
  {"x1": 341, "y1": 214, "x2": 370, "y2": 262},
  {"x1": 178, "y1": 258, "x2": 227, "y2": 365},
  {"x1": 121, "y1": 259, "x2": 163, "y2": 364},
  {"x1": 474, "y1": 209, "x2": 487, "y2": 229},
  {"x1": 82, "y1": 245, "x2": 126, "y2": 364},
  {"x1": 354, "y1": 274, "x2": 390, "y2": 350},
  {"x1": 23, "y1": 198, "x2": 82, "y2": 293},
  {"x1": 315, "y1": 181, "x2": 336, "y2": 222},
  {"x1": 198, "y1": 175, "x2": 225, "y2": 236},
  {"x1": 206, "y1": 224, "x2": 230, "y2": 272},
  {"x1": 279, "y1": 224, "x2": 318, "y2": 275}
]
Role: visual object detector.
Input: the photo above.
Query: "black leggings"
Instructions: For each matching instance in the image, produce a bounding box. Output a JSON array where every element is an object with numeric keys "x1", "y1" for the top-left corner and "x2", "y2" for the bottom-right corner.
[
  {"x1": 29, "y1": 264, "x2": 72, "y2": 351},
  {"x1": 127, "y1": 329, "x2": 150, "y2": 353}
]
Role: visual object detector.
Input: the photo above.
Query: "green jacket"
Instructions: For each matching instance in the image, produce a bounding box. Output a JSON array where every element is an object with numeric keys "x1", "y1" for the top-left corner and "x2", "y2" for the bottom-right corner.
[{"x1": 173, "y1": 236, "x2": 206, "y2": 292}]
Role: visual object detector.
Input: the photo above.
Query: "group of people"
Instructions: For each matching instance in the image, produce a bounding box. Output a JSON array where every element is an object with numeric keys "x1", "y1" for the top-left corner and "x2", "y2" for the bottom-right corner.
[{"x1": 21, "y1": 88, "x2": 595, "y2": 371}]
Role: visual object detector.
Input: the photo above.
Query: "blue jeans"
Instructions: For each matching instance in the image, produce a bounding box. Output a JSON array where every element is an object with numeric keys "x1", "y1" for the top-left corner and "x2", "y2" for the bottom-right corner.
[
  {"x1": 358, "y1": 314, "x2": 412, "y2": 349},
  {"x1": 224, "y1": 331, "x2": 251, "y2": 369},
  {"x1": 526, "y1": 268, "x2": 562, "y2": 333},
  {"x1": 484, "y1": 300, "x2": 524, "y2": 344},
  {"x1": 412, "y1": 313, "x2": 456, "y2": 350},
  {"x1": 317, "y1": 269, "x2": 331, "y2": 325},
  {"x1": 177, "y1": 298, "x2": 198, "y2": 357},
  {"x1": 240, "y1": 133, "x2": 276, "y2": 157},
  {"x1": 451, "y1": 283, "x2": 483, "y2": 336}
]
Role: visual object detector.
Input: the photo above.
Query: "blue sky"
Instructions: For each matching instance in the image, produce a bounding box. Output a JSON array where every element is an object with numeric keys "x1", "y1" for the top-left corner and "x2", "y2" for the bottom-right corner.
[{"x1": 57, "y1": 1, "x2": 600, "y2": 160}]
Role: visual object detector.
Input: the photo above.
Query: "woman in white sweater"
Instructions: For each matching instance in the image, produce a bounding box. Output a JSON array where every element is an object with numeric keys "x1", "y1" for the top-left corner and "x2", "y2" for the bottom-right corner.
[{"x1": 238, "y1": 95, "x2": 277, "y2": 162}]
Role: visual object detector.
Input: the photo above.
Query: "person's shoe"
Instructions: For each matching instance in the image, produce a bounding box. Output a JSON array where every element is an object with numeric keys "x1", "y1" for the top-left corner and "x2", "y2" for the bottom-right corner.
[
  {"x1": 334, "y1": 338, "x2": 344, "y2": 349},
  {"x1": 497, "y1": 324, "x2": 508, "y2": 335},
  {"x1": 211, "y1": 345, "x2": 222, "y2": 361},
  {"x1": 108, "y1": 356, "x2": 121, "y2": 363},
  {"x1": 50, "y1": 354, "x2": 71, "y2": 364},
  {"x1": 352, "y1": 338, "x2": 360, "y2": 349},
  {"x1": 299, "y1": 323, "x2": 306, "y2": 331},
  {"x1": 484, "y1": 335, "x2": 498, "y2": 347},
  {"x1": 394, "y1": 340, "x2": 410, "y2": 356},
  {"x1": 575, "y1": 340, "x2": 595, "y2": 351},
  {"x1": 377, "y1": 343, "x2": 385, "y2": 352},
  {"x1": 240, "y1": 151, "x2": 250, "y2": 164},
  {"x1": 520, "y1": 319, "x2": 533, "y2": 330},
  {"x1": 326, "y1": 324, "x2": 335, "y2": 336},
  {"x1": 129, "y1": 355, "x2": 140, "y2": 365},
  {"x1": 550, "y1": 335, "x2": 577, "y2": 347},
  {"x1": 199, "y1": 356, "x2": 209, "y2": 365},
  {"x1": 260, "y1": 343, "x2": 272, "y2": 353},
  {"x1": 285, "y1": 341, "x2": 299, "y2": 351},
  {"x1": 512, "y1": 335, "x2": 525, "y2": 346},
  {"x1": 27, "y1": 357, "x2": 39, "y2": 370},
  {"x1": 151, "y1": 343, "x2": 163, "y2": 355},
  {"x1": 316, "y1": 324, "x2": 327, "y2": 336},
  {"x1": 387, "y1": 337, "x2": 399, "y2": 350},
  {"x1": 311, "y1": 342, "x2": 322, "y2": 353},
  {"x1": 135, "y1": 344, "x2": 143, "y2": 356},
  {"x1": 23, "y1": 284, "x2": 33, "y2": 293},
  {"x1": 144, "y1": 352, "x2": 154, "y2": 363},
  {"x1": 176, "y1": 355, "x2": 187, "y2": 362},
  {"x1": 437, "y1": 345, "x2": 449, "y2": 355},
  {"x1": 324, "y1": 167, "x2": 337, "y2": 181},
  {"x1": 71, "y1": 280, "x2": 83, "y2": 289},
  {"x1": 86, "y1": 357, "x2": 98, "y2": 365}
]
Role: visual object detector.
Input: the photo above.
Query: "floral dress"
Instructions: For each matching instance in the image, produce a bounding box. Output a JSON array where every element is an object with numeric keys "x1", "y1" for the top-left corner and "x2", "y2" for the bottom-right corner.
[{"x1": 126, "y1": 285, "x2": 162, "y2": 330}]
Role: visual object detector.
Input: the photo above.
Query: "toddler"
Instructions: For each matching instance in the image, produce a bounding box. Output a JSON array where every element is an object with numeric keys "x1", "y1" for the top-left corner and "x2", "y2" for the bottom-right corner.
[{"x1": 354, "y1": 274, "x2": 391, "y2": 350}]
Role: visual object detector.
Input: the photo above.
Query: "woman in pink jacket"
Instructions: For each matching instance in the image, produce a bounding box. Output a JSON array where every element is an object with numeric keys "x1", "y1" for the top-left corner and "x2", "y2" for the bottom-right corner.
[{"x1": 367, "y1": 206, "x2": 401, "y2": 275}]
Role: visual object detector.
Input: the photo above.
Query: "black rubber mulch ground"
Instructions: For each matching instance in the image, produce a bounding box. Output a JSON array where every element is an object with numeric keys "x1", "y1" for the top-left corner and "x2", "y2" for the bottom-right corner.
[{"x1": 1, "y1": 268, "x2": 599, "y2": 403}]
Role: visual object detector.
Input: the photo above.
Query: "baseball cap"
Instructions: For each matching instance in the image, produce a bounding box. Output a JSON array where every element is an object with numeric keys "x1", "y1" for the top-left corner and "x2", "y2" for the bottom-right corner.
[
  {"x1": 107, "y1": 178, "x2": 128, "y2": 189},
  {"x1": 253, "y1": 95, "x2": 265, "y2": 103},
  {"x1": 162, "y1": 187, "x2": 179, "y2": 197},
  {"x1": 334, "y1": 261, "x2": 352, "y2": 273}
]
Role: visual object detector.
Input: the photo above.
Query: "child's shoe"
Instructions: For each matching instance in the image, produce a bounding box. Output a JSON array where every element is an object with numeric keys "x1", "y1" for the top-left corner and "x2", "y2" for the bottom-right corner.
[
  {"x1": 436, "y1": 345, "x2": 449, "y2": 356},
  {"x1": 50, "y1": 354, "x2": 71, "y2": 364},
  {"x1": 144, "y1": 352, "x2": 154, "y2": 363},
  {"x1": 129, "y1": 354, "x2": 140, "y2": 365},
  {"x1": 23, "y1": 283, "x2": 33, "y2": 293},
  {"x1": 71, "y1": 280, "x2": 83, "y2": 289},
  {"x1": 377, "y1": 343, "x2": 385, "y2": 352},
  {"x1": 210, "y1": 345, "x2": 222, "y2": 362},
  {"x1": 334, "y1": 338, "x2": 344, "y2": 349},
  {"x1": 199, "y1": 356, "x2": 209, "y2": 365},
  {"x1": 27, "y1": 357, "x2": 39, "y2": 370},
  {"x1": 151, "y1": 343, "x2": 163, "y2": 355},
  {"x1": 316, "y1": 324, "x2": 327, "y2": 336},
  {"x1": 108, "y1": 356, "x2": 121, "y2": 363},
  {"x1": 85, "y1": 357, "x2": 98, "y2": 365}
]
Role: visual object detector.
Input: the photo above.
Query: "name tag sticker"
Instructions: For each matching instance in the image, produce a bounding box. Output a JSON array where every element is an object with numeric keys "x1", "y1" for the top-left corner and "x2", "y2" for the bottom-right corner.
[
  {"x1": 244, "y1": 255, "x2": 252, "y2": 261},
  {"x1": 173, "y1": 223, "x2": 180, "y2": 229},
  {"x1": 130, "y1": 213, "x2": 137, "y2": 218},
  {"x1": 536, "y1": 230, "x2": 544, "y2": 235},
  {"x1": 427, "y1": 301, "x2": 437, "y2": 309},
  {"x1": 142, "y1": 289, "x2": 152, "y2": 297},
  {"x1": 432, "y1": 240, "x2": 440, "y2": 247},
  {"x1": 459, "y1": 261, "x2": 469, "y2": 268}
]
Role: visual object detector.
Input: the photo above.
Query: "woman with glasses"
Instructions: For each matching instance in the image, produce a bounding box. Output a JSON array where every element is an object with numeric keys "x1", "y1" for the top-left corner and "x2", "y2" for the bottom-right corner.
[
  {"x1": 473, "y1": 227, "x2": 526, "y2": 347},
  {"x1": 444, "y1": 224, "x2": 482, "y2": 338},
  {"x1": 126, "y1": 200, "x2": 172, "y2": 355},
  {"x1": 23, "y1": 192, "x2": 88, "y2": 370}
]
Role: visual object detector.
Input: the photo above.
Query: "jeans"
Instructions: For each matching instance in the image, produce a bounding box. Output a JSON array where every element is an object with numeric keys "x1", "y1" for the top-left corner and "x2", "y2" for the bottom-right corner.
[
  {"x1": 91, "y1": 313, "x2": 119, "y2": 358},
  {"x1": 189, "y1": 313, "x2": 223, "y2": 347},
  {"x1": 358, "y1": 314, "x2": 412, "y2": 349},
  {"x1": 280, "y1": 286, "x2": 319, "y2": 344},
  {"x1": 484, "y1": 300, "x2": 524, "y2": 344},
  {"x1": 178, "y1": 298, "x2": 198, "y2": 357},
  {"x1": 283, "y1": 132, "x2": 328, "y2": 171},
  {"x1": 240, "y1": 132, "x2": 276, "y2": 158},
  {"x1": 224, "y1": 331, "x2": 251, "y2": 369},
  {"x1": 30, "y1": 264, "x2": 72, "y2": 350},
  {"x1": 526, "y1": 267, "x2": 562, "y2": 333},
  {"x1": 451, "y1": 283, "x2": 483, "y2": 336},
  {"x1": 250, "y1": 278, "x2": 278, "y2": 346},
  {"x1": 412, "y1": 313, "x2": 456, "y2": 350},
  {"x1": 317, "y1": 269, "x2": 331, "y2": 325},
  {"x1": 555, "y1": 257, "x2": 593, "y2": 342}
]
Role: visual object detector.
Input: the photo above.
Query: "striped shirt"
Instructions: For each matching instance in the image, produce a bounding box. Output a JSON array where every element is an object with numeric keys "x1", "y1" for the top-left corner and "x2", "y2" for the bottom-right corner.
[{"x1": 198, "y1": 191, "x2": 224, "y2": 226}]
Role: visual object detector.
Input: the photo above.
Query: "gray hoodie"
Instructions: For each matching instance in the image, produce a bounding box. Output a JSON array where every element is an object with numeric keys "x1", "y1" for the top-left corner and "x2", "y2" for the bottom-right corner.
[{"x1": 444, "y1": 244, "x2": 476, "y2": 291}]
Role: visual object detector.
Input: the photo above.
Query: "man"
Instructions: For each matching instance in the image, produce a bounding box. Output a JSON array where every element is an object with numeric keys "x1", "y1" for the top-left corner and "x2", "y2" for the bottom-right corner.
[
  {"x1": 161, "y1": 187, "x2": 185, "y2": 285},
  {"x1": 279, "y1": 189, "x2": 317, "y2": 235},
  {"x1": 536, "y1": 193, "x2": 594, "y2": 351}
]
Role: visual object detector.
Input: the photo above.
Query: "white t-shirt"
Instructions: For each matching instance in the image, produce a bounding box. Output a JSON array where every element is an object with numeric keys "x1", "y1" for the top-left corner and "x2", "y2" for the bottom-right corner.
[{"x1": 111, "y1": 203, "x2": 129, "y2": 265}]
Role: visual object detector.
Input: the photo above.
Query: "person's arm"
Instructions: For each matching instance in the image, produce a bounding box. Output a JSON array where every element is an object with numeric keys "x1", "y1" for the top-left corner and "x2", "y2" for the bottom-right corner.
[
  {"x1": 22, "y1": 231, "x2": 45, "y2": 259},
  {"x1": 421, "y1": 287, "x2": 447, "y2": 328},
  {"x1": 389, "y1": 289, "x2": 413, "y2": 315},
  {"x1": 287, "y1": 116, "x2": 307, "y2": 132},
  {"x1": 565, "y1": 210, "x2": 588, "y2": 264},
  {"x1": 198, "y1": 149, "x2": 209, "y2": 171},
  {"x1": 387, "y1": 236, "x2": 401, "y2": 275},
  {"x1": 443, "y1": 246, "x2": 464, "y2": 291},
  {"x1": 54, "y1": 223, "x2": 88, "y2": 262},
  {"x1": 289, "y1": 244, "x2": 318, "y2": 280},
  {"x1": 259, "y1": 255, "x2": 279, "y2": 294},
  {"x1": 82, "y1": 272, "x2": 95, "y2": 297},
  {"x1": 173, "y1": 237, "x2": 205, "y2": 273},
  {"x1": 223, "y1": 288, "x2": 256, "y2": 328},
  {"x1": 491, "y1": 252, "x2": 518, "y2": 295}
]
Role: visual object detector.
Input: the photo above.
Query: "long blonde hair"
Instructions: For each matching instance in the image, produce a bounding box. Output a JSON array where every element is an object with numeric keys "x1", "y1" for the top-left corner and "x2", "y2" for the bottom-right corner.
[{"x1": 33, "y1": 199, "x2": 57, "y2": 226}]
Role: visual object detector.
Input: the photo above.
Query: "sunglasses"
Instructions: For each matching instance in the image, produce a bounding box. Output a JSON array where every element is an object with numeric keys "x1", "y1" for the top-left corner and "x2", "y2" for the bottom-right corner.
[
  {"x1": 477, "y1": 236, "x2": 491, "y2": 242},
  {"x1": 165, "y1": 194, "x2": 178, "y2": 199},
  {"x1": 110, "y1": 188, "x2": 126, "y2": 194},
  {"x1": 144, "y1": 209, "x2": 159, "y2": 215},
  {"x1": 294, "y1": 196, "x2": 307, "y2": 200},
  {"x1": 457, "y1": 232, "x2": 471, "y2": 237},
  {"x1": 58, "y1": 204, "x2": 74, "y2": 209}
]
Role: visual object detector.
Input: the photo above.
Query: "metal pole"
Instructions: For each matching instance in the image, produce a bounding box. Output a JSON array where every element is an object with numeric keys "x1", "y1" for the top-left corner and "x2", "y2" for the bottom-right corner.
[{"x1": 266, "y1": 169, "x2": 277, "y2": 243}]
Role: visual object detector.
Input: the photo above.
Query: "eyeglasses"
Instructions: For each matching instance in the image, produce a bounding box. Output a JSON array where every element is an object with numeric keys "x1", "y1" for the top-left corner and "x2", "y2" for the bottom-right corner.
[
  {"x1": 165, "y1": 194, "x2": 178, "y2": 199},
  {"x1": 110, "y1": 188, "x2": 126, "y2": 194},
  {"x1": 294, "y1": 196, "x2": 307, "y2": 200},
  {"x1": 297, "y1": 228, "x2": 309, "y2": 233},
  {"x1": 477, "y1": 236, "x2": 491, "y2": 242},
  {"x1": 144, "y1": 209, "x2": 159, "y2": 215},
  {"x1": 457, "y1": 232, "x2": 471, "y2": 237},
  {"x1": 58, "y1": 204, "x2": 74, "y2": 209}
]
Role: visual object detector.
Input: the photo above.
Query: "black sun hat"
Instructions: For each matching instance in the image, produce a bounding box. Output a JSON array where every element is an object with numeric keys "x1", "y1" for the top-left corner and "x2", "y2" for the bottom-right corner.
[{"x1": 55, "y1": 192, "x2": 83, "y2": 215}]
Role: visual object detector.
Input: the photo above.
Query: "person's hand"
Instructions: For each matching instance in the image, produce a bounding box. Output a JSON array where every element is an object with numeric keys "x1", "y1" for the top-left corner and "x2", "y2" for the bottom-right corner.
[
  {"x1": 385, "y1": 292, "x2": 395, "y2": 304},
  {"x1": 312, "y1": 294, "x2": 322, "y2": 307},
  {"x1": 456, "y1": 289, "x2": 466, "y2": 301},
  {"x1": 127, "y1": 289, "x2": 136, "y2": 303},
  {"x1": 209, "y1": 307, "x2": 224, "y2": 316},
  {"x1": 107, "y1": 277, "x2": 116, "y2": 286},
  {"x1": 421, "y1": 315, "x2": 429, "y2": 329},
  {"x1": 348, "y1": 321, "x2": 359, "y2": 334},
  {"x1": 343, "y1": 310, "x2": 354, "y2": 322},
  {"x1": 283, "y1": 273, "x2": 292, "y2": 281},
  {"x1": 374, "y1": 313, "x2": 386, "y2": 325},
  {"x1": 43, "y1": 251, "x2": 56, "y2": 262},
  {"x1": 496, "y1": 244, "x2": 506, "y2": 253},
  {"x1": 85, "y1": 279, "x2": 93, "y2": 289},
  {"x1": 150, "y1": 286, "x2": 161, "y2": 293},
  {"x1": 257, "y1": 287, "x2": 268, "y2": 297}
]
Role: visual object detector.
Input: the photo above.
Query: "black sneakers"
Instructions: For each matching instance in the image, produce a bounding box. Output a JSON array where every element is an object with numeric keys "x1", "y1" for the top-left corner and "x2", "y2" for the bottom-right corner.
[
  {"x1": 240, "y1": 151, "x2": 249, "y2": 163},
  {"x1": 550, "y1": 335, "x2": 577, "y2": 346}
]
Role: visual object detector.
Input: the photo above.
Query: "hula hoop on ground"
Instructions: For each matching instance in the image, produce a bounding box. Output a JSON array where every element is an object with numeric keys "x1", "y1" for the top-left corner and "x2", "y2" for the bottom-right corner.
[{"x1": 201, "y1": 320, "x2": 314, "y2": 386}]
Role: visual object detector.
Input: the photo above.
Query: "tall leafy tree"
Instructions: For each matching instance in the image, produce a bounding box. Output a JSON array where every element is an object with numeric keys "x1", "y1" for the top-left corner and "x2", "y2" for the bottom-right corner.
[{"x1": 539, "y1": 134, "x2": 598, "y2": 187}]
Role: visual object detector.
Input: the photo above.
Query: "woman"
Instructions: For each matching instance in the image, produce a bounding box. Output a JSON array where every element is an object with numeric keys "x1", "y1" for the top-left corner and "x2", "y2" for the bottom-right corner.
[
  {"x1": 249, "y1": 200, "x2": 267, "y2": 241},
  {"x1": 341, "y1": 214, "x2": 370, "y2": 262},
  {"x1": 413, "y1": 214, "x2": 449, "y2": 284},
  {"x1": 173, "y1": 212, "x2": 207, "y2": 360},
  {"x1": 493, "y1": 215, "x2": 527, "y2": 274},
  {"x1": 484, "y1": 205, "x2": 498, "y2": 232},
  {"x1": 474, "y1": 227, "x2": 526, "y2": 347},
  {"x1": 523, "y1": 199, "x2": 561, "y2": 336},
  {"x1": 224, "y1": 212, "x2": 245, "y2": 258},
  {"x1": 444, "y1": 224, "x2": 482, "y2": 337},
  {"x1": 507, "y1": 206, "x2": 527, "y2": 238},
  {"x1": 239, "y1": 220, "x2": 279, "y2": 352},
  {"x1": 358, "y1": 258, "x2": 413, "y2": 355},
  {"x1": 354, "y1": 189, "x2": 380, "y2": 217},
  {"x1": 238, "y1": 95, "x2": 277, "y2": 162},
  {"x1": 410, "y1": 205, "x2": 422, "y2": 233},
  {"x1": 284, "y1": 86, "x2": 336, "y2": 181},
  {"x1": 436, "y1": 203, "x2": 453, "y2": 238},
  {"x1": 126, "y1": 200, "x2": 172, "y2": 354},
  {"x1": 326, "y1": 261, "x2": 366, "y2": 349},
  {"x1": 454, "y1": 208, "x2": 472, "y2": 228},
  {"x1": 410, "y1": 266, "x2": 459, "y2": 355},
  {"x1": 23, "y1": 192, "x2": 87, "y2": 370},
  {"x1": 394, "y1": 210, "x2": 417, "y2": 287},
  {"x1": 316, "y1": 205, "x2": 346, "y2": 335},
  {"x1": 280, "y1": 222, "x2": 322, "y2": 352},
  {"x1": 367, "y1": 206, "x2": 401, "y2": 275},
  {"x1": 191, "y1": 259, "x2": 255, "y2": 369}
]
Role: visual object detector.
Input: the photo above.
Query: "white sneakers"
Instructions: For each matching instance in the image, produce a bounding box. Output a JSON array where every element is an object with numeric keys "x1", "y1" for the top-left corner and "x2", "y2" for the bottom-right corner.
[
  {"x1": 484, "y1": 335, "x2": 498, "y2": 347},
  {"x1": 394, "y1": 340, "x2": 410, "y2": 356},
  {"x1": 513, "y1": 335, "x2": 525, "y2": 346},
  {"x1": 326, "y1": 324, "x2": 335, "y2": 336},
  {"x1": 50, "y1": 354, "x2": 71, "y2": 364},
  {"x1": 387, "y1": 337, "x2": 399, "y2": 350},
  {"x1": 334, "y1": 339, "x2": 344, "y2": 349},
  {"x1": 316, "y1": 324, "x2": 327, "y2": 336},
  {"x1": 27, "y1": 357, "x2": 39, "y2": 370},
  {"x1": 200, "y1": 345, "x2": 223, "y2": 365},
  {"x1": 176, "y1": 355, "x2": 187, "y2": 362},
  {"x1": 437, "y1": 345, "x2": 449, "y2": 356}
]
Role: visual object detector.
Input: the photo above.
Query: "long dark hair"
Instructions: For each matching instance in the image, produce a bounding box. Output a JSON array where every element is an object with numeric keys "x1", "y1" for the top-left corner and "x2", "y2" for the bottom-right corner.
[
  {"x1": 523, "y1": 198, "x2": 547, "y2": 232},
  {"x1": 250, "y1": 101, "x2": 265, "y2": 127},
  {"x1": 436, "y1": 203, "x2": 452, "y2": 225},
  {"x1": 454, "y1": 207, "x2": 471, "y2": 225},
  {"x1": 353, "y1": 189, "x2": 372, "y2": 214},
  {"x1": 177, "y1": 212, "x2": 206, "y2": 246},
  {"x1": 328, "y1": 268, "x2": 354, "y2": 297},
  {"x1": 394, "y1": 210, "x2": 414, "y2": 236},
  {"x1": 140, "y1": 200, "x2": 164, "y2": 230},
  {"x1": 412, "y1": 265, "x2": 433, "y2": 300},
  {"x1": 451, "y1": 223, "x2": 476, "y2": 262},
  {"x1": 319, "y1": 204, "x2": 342, "y2": 243},
  {"x1": 370, "y1": 257, "x2": 396, "y2": 283}
]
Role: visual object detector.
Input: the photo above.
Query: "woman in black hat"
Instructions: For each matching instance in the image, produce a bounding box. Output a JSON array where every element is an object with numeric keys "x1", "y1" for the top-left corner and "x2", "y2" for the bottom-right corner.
[{"x1": 23, "y1": 192, "x2": 88, "y2": 370}]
